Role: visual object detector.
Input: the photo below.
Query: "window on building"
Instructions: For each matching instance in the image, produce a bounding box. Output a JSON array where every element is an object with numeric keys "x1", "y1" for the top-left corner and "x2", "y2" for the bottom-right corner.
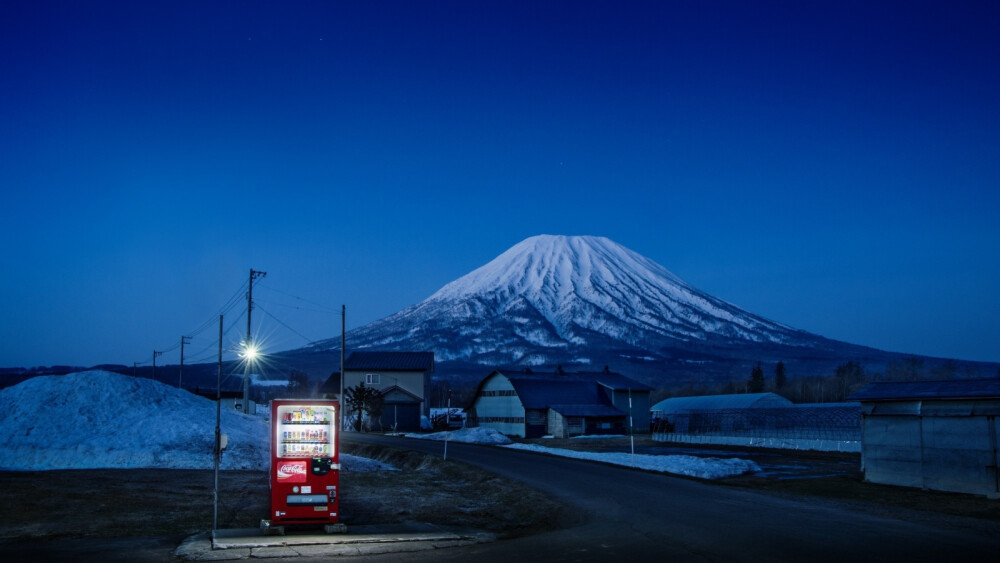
[{"x1": 365, "y1": 373, "x2": 380, "y2": 385}]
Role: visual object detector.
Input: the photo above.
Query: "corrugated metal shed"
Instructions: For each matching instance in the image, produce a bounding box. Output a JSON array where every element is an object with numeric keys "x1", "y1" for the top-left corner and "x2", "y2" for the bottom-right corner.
[
  {"x1": 848, "y1": 379, "x2": 1000, "y2": 402},
  {"x1": 850, "y1": 378, "x2": 1000, "y2": 498},
  {"x1": 651, "y1": 392, "x2": 793, "y2": 415}
]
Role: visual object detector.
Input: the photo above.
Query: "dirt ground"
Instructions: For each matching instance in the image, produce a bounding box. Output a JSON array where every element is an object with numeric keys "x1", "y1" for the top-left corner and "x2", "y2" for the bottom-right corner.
[
  {"x1": 0, "y1": 442, "x2": 567, "y2": 544},
  {"x1": 1, "y1": 439, "x2": 998, "y2": 554}
]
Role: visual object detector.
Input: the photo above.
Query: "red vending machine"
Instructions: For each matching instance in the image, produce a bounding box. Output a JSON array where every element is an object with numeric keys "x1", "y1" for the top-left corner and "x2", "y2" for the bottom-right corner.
[{"x1": 267, "y1": 399, "x2": 342, "y2": 532}]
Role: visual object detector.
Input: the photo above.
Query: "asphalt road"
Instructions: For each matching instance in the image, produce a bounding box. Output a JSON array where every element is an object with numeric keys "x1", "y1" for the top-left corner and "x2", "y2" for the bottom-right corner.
[{"x1": 340, "y1": 433, "x2": 999, "y2": 562}]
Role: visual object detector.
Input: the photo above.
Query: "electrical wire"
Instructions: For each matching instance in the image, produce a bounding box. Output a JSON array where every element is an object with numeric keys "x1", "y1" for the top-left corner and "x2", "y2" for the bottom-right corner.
[
  {"x1": 256, "y1": 284, "x2": 340, "y2": 314},
  {"x1": 255, "y1": 304, "x2": 317, "y2": 345},
  {"x1": 142, "y1": 276, "x2": 340, "y2": 374},
  {"x1": 146, "y1": 280, "x2": 250, "y2": 364},
  {"x1": 181, "y1": 309, "x2": 247, "y2": 364}
]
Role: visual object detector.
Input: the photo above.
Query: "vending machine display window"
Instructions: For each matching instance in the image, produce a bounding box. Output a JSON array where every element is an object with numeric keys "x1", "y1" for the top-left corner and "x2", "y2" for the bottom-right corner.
[{"x1": 268, "y1": 399, "x2": 341, "y2": 531}]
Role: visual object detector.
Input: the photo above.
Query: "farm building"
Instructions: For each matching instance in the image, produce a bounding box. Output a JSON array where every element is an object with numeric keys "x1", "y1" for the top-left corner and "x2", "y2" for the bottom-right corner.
[
  {"x1": 849, "y1": 379, "x2": 1000, "y2": 498},
  {"x1": 650, "y1": 393, "x2": 861, "y2": 451},
  {"x1": 651, "y1": 392, "x2": 793, "y2": 428},
  {"x1": 467, "y1": 369, "x2": 650, "y2": 438}
]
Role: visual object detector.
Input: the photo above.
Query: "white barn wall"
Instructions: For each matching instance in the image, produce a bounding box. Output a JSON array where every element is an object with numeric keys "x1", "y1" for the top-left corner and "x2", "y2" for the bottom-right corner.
[
  {"x1": 471, "y1": 373, "x2": 526, "y2": 438},
  {"x1": 921, "y1": 414, "x2": 995, "y2": 495},
  {"x1": 861, "y1": 399, "x2": 1000, "y2": 497},
  {"x1": 861, "y1": 413, "x2": 923, "y2": 489}
]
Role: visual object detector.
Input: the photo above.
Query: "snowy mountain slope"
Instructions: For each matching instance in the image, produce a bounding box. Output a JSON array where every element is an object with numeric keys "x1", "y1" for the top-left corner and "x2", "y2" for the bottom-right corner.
[{"x1": 311, "y1": 235, "x2": 844, "y2": 370}]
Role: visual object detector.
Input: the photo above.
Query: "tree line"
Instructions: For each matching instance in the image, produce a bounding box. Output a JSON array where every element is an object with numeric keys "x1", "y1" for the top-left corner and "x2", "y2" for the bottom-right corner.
[{"x1": 654, "y1": 357, "x2": 998, "y2": 405}]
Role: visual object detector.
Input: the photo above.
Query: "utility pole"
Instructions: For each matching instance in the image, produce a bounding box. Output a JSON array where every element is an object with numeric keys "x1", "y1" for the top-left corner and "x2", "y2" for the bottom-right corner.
[
  {"x1": 132, "y1": 362, "x2": 137, "y2": 377},
  {"x1": 443, "y1": 388, "x2": 452, "y2": 460},
  {"x1": 340, "y1": 304, "x2": 345, "y2": 430},
  {"x1": 152, "y1": 350, "x2": 163, "y2": 381},
  {"x1": 244, "y1": 268, "x2": 266, "y2": 414},
  {"x1": 213, "y1": 315, "x2": 222, "y2": 532},
  {"x1": 179, "y1": 336, "x2": 191, "y2": 388}
]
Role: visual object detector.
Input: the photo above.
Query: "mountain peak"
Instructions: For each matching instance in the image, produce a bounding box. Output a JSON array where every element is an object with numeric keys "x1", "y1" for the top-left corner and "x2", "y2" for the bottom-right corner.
[
  {"x1": 431, "y1": 234, "x2": 686, "y2": 311},
  {"x1": 338, "y1": 235, "x2": 811, "y2": 368}
]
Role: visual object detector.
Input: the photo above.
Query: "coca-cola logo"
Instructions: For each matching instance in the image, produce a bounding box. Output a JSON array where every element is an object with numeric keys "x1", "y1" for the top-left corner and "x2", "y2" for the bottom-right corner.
[{"x1": 277, "y1": 461, "x2": 308, "y2": 482}]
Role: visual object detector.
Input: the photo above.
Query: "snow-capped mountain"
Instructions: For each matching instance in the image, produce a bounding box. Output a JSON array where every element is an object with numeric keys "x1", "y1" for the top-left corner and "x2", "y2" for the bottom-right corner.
[{"x1": 311, "y1": 235, "x2": 854, "y2": 376}]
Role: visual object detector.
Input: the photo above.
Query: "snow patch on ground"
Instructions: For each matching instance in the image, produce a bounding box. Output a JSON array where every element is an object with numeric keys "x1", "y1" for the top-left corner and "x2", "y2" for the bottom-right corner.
[
  {"x1": 405, "y1": 427, "x2": 759, "y2": 479},
  {"x1": 405, "y1": 427, "x2": 513, "y2": 445},
  {"x1": 504, "y1": 443, "x2": 761, "y2": 479},
  {"x1": 341, "y1": 453, "x2": 398, "y2": 471},
  {"x1": 0, "y1": 370, "x2": 392, "y2": 471}
]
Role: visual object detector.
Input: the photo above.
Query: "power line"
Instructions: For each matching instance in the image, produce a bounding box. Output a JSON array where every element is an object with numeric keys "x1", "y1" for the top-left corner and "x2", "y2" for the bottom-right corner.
[
  {"x1": 146, "y1": 280, "x2": 250, "y2": 365},
  {"x1": 256, "y1": 304, "x2": 317, "y2": 345},
  {"x1": 184, "y1": 310, "x2": 248, "y2": 364},
  {"x1": 256, "y1": 284, "x2": 340, "y2": 314}
]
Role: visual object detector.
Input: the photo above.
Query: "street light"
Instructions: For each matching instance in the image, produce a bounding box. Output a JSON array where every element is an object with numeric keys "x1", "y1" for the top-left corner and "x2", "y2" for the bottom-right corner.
[
  {"x1": 240, "y1": 342, "x2": 262, "y2": 415},
  {"x1": 241, "y1": 343, "x2": 260, "y2": 362}
]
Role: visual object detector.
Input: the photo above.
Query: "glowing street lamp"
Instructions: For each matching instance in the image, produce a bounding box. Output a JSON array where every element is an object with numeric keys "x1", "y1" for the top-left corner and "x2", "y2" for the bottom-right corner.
[
  {"x1": 241, "y1": 342, "x2": 260, "y2": 362},
  {"x1": 240, "y1": 341, "x2": 263, "y2": 415}
]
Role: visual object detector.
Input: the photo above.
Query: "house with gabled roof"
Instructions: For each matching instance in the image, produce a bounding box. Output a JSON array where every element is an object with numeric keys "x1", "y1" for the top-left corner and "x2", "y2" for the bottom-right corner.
[
  {"x1": 327, "y1": 351, "x2": 434, "y2": 432},
  {"x1": 467, "y1": 369, "x2": 651, "y2": 438}
]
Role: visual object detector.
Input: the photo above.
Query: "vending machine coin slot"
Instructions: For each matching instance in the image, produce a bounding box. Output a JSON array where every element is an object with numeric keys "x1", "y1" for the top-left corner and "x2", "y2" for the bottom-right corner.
[{"x1": 311, "y1": 457, "x2": 332, "y2": 476}]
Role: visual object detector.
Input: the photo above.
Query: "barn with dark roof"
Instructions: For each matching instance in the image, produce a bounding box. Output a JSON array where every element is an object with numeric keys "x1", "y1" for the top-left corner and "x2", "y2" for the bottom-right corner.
[
  {"x1": 467, "y1": 369, "x2": 650, "y2": 438},
  {"x1": 850, "y1": 378, "x2": 1000, "y2": 498}
]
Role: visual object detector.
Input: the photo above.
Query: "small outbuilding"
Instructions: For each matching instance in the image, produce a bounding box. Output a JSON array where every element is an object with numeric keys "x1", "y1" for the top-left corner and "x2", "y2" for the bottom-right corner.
[
  {"x1": 849, "y1": 379, "x2": 1000, "y2": 498},
  {"x1": 467, "y1": 369, "x2": 651, "y2": 438}
]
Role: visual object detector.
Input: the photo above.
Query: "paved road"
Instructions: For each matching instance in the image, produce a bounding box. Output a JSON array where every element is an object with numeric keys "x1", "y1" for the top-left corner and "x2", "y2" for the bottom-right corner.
[{"x1": 341, "y1": 433, "x2": 999, "y2": 562}]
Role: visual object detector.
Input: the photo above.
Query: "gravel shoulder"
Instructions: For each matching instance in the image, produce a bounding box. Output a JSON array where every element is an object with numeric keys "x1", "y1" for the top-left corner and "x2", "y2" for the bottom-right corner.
[{"x1": 0, "y1": 442, "x2": 567, "y2": 545}]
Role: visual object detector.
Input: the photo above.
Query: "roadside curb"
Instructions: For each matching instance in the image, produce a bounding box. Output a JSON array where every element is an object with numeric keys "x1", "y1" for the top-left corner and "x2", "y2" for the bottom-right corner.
[{"x1": 174, "y1": 524, "x2": 494, "y2": 560}]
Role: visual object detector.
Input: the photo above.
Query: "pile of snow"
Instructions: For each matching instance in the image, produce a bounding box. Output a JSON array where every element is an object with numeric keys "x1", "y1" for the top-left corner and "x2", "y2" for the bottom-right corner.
[
  {"x1": 0, "y1": 371, "x2": 392, "y2": 472},
  {"x1": 341, "y1": 454, "x2": 397, "y2": 471},
  {"x1": 504, "y1": 444, "x2": 761, "y2": 479},
  {"x1": 405, "y1": 426, "x2": 512, "y2": 445},
  {"x1": 0, "y1": 370, "x2": 267, "y2": 470}
]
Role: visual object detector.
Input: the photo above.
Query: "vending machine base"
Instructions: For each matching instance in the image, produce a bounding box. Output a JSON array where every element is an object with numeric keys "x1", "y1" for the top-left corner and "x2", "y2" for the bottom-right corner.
[{"x1": 259, "y1": 519, "x2": 347, "y2": 536}]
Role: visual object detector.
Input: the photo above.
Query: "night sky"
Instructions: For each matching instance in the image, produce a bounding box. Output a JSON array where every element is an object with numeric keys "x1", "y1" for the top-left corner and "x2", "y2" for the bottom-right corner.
[{"x1": 2, "y1": 1, "x2": 998, "y2": 368}]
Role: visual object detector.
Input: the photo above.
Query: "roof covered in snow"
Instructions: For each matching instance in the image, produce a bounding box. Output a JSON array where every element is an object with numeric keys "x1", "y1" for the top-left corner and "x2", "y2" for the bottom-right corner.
[
  {"x1": 849, "y1": 379, "x2": 1000, "y2": 402},
  {"x1": 344, "y1": 351, "x2": 435, "y2": 372},
  {"x1": 651, "y1": 392, "x2": 793, "y2": 414}
]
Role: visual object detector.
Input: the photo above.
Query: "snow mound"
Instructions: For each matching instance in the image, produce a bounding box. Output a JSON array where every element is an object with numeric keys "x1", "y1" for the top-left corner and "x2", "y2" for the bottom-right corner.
[
  {"x1": 0, "y1": 370, "x2": 267, "y2": 470},
  {"x1": 405, "y1": 427, "x2": 513, "y2": 445},
  {"x1": 341, "y1": 453, "x2": 397, "y2": 471},
  {"x1": 0, "y1": 371, "x2": 392, "y2": 472},
  {"x1": 504, "y1": 444, "x2": 761, "y2": 479}
]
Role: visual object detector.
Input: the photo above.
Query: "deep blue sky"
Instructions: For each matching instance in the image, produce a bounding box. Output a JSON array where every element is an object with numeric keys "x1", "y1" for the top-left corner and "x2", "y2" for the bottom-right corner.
[{"x1": 2, "y1": 1, "x2": 998, "y2": 368}]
